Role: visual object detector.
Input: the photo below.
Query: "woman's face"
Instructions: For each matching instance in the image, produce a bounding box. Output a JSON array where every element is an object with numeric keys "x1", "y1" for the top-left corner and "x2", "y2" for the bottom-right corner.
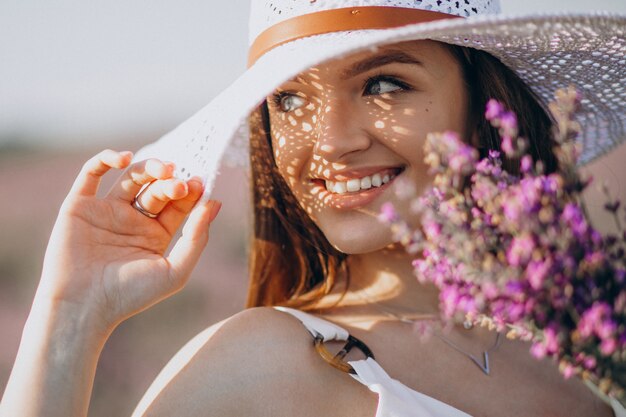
[{"x1": 267, "y1": 40, "x2": 471, "y2": 254}]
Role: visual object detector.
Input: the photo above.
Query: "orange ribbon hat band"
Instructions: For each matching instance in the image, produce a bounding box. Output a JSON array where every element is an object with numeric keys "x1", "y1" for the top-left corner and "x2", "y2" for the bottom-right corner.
[{"x1": 247, "y1": 6, "x2": 463, "y2": 67}]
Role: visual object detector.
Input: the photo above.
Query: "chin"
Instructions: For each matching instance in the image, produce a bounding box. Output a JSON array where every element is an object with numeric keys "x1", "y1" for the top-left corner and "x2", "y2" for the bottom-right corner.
[{"x1": 320, "y1": 223, "x2": 394, "y2": 255}]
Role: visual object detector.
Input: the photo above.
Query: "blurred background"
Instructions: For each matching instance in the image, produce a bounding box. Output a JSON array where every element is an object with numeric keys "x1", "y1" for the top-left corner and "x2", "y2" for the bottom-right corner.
[{"x1": 1, "y1": 1, "x2": 624, "y2": 415}]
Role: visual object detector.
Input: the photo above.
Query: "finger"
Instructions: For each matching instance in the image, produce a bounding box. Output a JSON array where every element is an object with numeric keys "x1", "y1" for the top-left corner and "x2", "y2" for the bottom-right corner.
[
  {"x1": 133, "y1": 178, "x2": 189, "y2": 218},
  {"x1": 157, "y1": 178, "x2": 204, "y2": 236},
  {"x1": 108, "y1": 159, "x2": 176, "y2": 202},
  {"x1": 165, "y1": 200, "x2": 222, "y2": 291},
  {"x1": 70, "y1": 150, "x2": 133, "y2": 197}
]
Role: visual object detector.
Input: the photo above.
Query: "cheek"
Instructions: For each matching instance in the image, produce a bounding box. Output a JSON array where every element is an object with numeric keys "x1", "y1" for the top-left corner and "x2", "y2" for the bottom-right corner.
[{"x1": 270, "y1": 120, "x2": 316, "y2": 190}]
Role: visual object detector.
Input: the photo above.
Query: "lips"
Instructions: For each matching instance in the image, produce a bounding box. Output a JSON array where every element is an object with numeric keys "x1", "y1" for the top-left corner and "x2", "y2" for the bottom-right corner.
[
  {"x1": 311, "y1": 167, "x2": 404, "y2": 194},
  {"x1": 310, "y1": 166, "x2": 405, "y2": 210}
]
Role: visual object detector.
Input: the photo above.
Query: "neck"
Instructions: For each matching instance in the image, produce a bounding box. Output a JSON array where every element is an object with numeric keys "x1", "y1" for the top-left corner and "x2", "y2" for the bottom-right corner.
[{"x1": 322, "y1": 244, "x2": 441, "y2": 318}]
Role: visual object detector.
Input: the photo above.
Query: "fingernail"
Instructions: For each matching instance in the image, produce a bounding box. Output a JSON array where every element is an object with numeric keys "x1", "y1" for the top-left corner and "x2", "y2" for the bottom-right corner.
[{"x1": 188, "y1": 176, "x2": 203, "y2": 187}]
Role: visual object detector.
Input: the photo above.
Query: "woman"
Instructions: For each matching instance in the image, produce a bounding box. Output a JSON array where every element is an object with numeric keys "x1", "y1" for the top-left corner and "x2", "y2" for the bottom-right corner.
[{"x1": 1, "y1": 1, "x2": 625, "y2": 416}]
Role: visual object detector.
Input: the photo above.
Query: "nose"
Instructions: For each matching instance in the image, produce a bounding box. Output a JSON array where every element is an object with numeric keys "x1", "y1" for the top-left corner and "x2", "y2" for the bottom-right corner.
[{"x1": 312, "y1": 95, "x2": 372, "y2": 162}]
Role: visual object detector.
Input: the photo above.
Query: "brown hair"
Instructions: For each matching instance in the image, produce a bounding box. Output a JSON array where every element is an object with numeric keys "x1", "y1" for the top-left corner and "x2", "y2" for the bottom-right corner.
[{"x1": 245, "y1": 44, "x2": 558, "y2": 309}]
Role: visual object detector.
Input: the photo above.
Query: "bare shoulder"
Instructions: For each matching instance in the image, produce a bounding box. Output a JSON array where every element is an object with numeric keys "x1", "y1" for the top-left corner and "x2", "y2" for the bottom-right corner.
[{"x1": 132, "y1": 307, "x2": 366, "y2": 417}]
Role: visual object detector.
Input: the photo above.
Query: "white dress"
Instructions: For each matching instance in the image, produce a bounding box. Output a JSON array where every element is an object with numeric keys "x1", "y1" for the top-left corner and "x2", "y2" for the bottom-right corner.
[{"x1": 274, "y1": 307, "x2": 626, "y2": 417}]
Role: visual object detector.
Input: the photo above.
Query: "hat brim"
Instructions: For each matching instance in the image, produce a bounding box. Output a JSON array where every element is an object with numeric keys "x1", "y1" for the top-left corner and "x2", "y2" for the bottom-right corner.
[{"x1": 134, "y1": 12, "x2": 626, "y2": 201}]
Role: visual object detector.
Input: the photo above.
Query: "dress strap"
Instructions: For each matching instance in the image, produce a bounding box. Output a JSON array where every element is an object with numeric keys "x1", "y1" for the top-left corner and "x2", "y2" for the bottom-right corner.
[
  {"x1": 273, "y1": 306, "x2": 350, "y2": 342},
  {"x1": 273, "y1": 306, "x2": 375, "y2": 374}
]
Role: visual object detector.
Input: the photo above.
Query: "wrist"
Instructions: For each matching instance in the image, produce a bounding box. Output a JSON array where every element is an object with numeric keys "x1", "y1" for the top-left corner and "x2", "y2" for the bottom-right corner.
[{"x1": 28, "y1": 292, "x2": 114, "y2": 349}]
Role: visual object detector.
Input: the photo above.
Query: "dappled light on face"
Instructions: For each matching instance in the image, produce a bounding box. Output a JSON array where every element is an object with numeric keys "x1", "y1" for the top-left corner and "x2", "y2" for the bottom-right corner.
[
  {"x1": 263, "y1": 40, "x2": 471, "y2": 239},
  {"x1": 265, "y1": 62, "x2": 426, "y2": 219}
]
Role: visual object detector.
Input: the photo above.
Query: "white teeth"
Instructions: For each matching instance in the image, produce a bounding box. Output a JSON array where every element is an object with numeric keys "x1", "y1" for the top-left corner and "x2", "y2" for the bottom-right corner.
[
  {"x1": 347, "y1": 179, "x2": 361, "y2": 192},
  {"x1": 334, "y1": 182, "x2": 348, "y2": 194},
  {"x1": 322, "y1": 171, "x2": 398, "y2": 194}
]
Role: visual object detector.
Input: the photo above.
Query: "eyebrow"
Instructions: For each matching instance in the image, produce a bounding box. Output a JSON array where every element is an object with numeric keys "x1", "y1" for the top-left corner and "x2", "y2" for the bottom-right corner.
[{"x1": 341, "y1": 50, "x2": 424, "y2": 79}]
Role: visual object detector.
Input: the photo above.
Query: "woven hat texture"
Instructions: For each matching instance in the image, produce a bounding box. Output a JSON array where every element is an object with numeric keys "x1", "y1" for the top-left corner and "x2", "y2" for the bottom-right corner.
[{"x1": 134, "y1": 0, "x2": 626, "y2": 201}]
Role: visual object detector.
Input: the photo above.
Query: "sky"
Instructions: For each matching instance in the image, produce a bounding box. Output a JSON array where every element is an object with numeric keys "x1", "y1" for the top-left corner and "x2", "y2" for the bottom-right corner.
[{"x1": 0, "y1": 0, "x2": 624, "y2": 148}]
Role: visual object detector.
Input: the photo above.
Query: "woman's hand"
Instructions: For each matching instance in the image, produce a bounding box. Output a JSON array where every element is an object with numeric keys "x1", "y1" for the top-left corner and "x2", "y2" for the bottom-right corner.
[
  {"x1": 36, "y1": 149, "x2": 221, "y2": 334},
  {"x1": 0, "y1": 149, "x2": 221, "y2": 417}
]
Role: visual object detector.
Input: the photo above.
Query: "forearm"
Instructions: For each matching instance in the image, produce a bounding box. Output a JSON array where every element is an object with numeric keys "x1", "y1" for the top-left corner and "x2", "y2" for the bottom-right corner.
[{"x1": 1, "y1": 297, "x2": 111, "y2": 417}]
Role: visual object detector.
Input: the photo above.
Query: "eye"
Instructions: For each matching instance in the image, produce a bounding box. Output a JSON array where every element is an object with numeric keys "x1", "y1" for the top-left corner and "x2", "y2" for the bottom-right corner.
[
  {"x1": 363, "y1": 75, "x2": 410, "y2": 96},
  {"x1": 272, "y1": 92, "x2": 306, "y2": 113}
]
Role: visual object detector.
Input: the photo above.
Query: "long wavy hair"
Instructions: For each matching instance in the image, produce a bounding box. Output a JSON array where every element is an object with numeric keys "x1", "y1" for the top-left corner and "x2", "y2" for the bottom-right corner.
[{"x1": 245, "y1": 43, "x2": 558, "y2": 310}]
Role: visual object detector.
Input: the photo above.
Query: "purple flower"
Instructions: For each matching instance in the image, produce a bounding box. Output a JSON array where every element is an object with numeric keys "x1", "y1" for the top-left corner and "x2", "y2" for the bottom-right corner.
[
  {"x1": 386, "y1": 88, "x2": 624, "y2": 400},
  {"x1": 485, "y1": 99, "x2": 504, "y2": 120},
  {"x1": 583, "y1": 355, "x2": 597, "y2": 370},
  {"x1": 423, "y1": 221, "x2": 442, "y2": 240},
  {"x1": 600, "y1": 338, "x2": 617, "y2": 356},
  {"x1": 500, "y1": 111, "x2": 518, "y2": 135},
  {"x1": 531, "y1": 341, "x2": 548, "y2": 359},
  {"x1": 525, "y1": 259, "x2": 552, "y2": 290},
  {"x1": 506, "y1": 235, "x2": 536, "y2": 267},
  {"x1": 378, "y1": 202, "x2": 398, "y2": 223},
  {"x1": 562, "y1": 363, "x2": 576, "y2": 379},
  {"x1": 520, "y1": 155, "x2": 533, "y2": 174},
  {"x1": 501, "y1": 135, "x2": 515, "y2": 156}
]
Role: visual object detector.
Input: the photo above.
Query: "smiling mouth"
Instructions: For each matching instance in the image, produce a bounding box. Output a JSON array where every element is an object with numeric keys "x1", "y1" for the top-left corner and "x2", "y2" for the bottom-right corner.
[{"x1": 312, "y1": 167, "x2": 404, "y2": 195}]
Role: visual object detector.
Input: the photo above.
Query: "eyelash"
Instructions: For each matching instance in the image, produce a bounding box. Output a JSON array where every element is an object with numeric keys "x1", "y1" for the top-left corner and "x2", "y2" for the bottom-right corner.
[
  {"x1": 270, "y1": 74, "x2": 412, "y2": 111},
  {"x1": 362, "y1": 74, "x2": 412, "y2": 96}
]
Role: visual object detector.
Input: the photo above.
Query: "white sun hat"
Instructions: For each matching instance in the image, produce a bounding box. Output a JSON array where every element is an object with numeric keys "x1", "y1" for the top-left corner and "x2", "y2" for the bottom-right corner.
[{"x1": 134, "y1": 0, "x2": 626, "y2": 201}]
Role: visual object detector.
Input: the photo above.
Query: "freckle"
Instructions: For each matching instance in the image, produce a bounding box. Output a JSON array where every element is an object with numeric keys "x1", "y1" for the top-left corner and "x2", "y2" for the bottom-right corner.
[
  {"x1": 332, "y1": 163, "x2": 346, "y2": 170},
  {"x1": 287, "y1": 166, "x2": 295, "y2": 175},
  {"x1": 403, "y1": 108, "x2": 416, "y2": 116},
  {"x1": 309, "y1": 73, "x2": 320, "y2": 80},
  {"x1": 302, "y1": 122, "x2": 312, "y2": 132},
  {"x1": 425, "y1": 108, "x2": 429, "y2": 112},
  {"x1": 288, "y1": 116, "x2": 297, "y2": 126},
  {"x1": 313, "y1": 155, "x2": 321, "y2": 161},
  {"x1": 392, "y1": 126, "x2": 411, "y2": 135},
  {"x1": 295, "y1": 109, "x2": 304, "y2": 117},
  {"x1": 375, "y1": 120, "x2": 386, "y2": 129},
  {"x1": 323, "y1": 168, "x2": 330, "y2": 177},
  {"x1": 311, "y1": 81, "x2": 323, "y2": 90},
  {"x1": 325, "y1": 106, "x2": 332, "y2": 112},
  {"x1": 316, "y1": 165, "x2": 323, "y2": 174},
  {"x1": 373, "y1": 99, "x2": 391, "y2": 110},
  {"x1": 320, "y1": 144, "x2": 333, "y2": 153},
  {"x1": 279, "y1": 136, "x2": 286, "y2": 147},
  {"x1": 312, "y1": 115, "x2": 317, "y2": 123},
  {"x1": 306, "y1": 103, "x2": 315, "y2": 111},
  {"x1": 311, "y1": 187, "x2": 320, "y2": 195}
]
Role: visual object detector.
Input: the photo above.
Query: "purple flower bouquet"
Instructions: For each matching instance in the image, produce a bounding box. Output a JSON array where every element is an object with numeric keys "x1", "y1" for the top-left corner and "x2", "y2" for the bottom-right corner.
[{"x1": 380, "y1": 87, "x2": 626, "y2": 406}]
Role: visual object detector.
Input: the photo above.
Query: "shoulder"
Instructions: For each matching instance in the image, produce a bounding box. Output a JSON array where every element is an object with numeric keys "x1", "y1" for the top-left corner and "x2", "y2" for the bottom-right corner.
[{"x1": 132, "y1": 307, "x2": 357, "y2": 417}]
